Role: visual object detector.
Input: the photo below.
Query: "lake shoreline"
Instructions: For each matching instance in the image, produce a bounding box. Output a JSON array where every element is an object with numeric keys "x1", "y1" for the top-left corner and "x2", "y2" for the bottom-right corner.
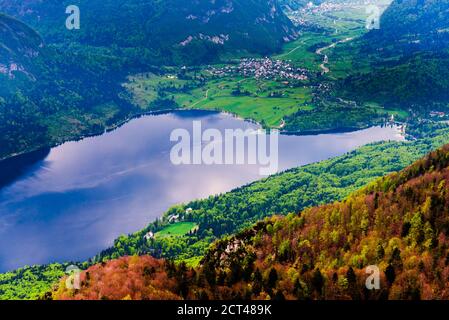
[
  {"x1": 0, "y1": 111, "x2": 406, "y2": 272},
  {"x1": 0, "y1": 107, "x2": 389, "y2": 164}
]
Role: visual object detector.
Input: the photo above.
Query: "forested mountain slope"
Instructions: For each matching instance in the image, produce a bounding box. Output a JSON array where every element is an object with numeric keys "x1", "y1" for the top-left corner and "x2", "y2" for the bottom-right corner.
[
  {"x1": 0, "y1": 13, "x2": 43, "y2": 92},
  {"x1": 0, "y1": 0, "x2": 297, "y2": 66},
  {"x1": 0, "y1": 13, "x2": 136, "y2": 160},
  {"x1": 0, "y1": 14, "x2": 50, "y2": 158},
  {"x1": 367, "y1": 0, "x2": 449, "y2": 52},
  {"x1": 340, "y1": 0, "x2": 449, "y2": 110},
  {"x1": 53, "y1": 143, "x2": 449, "y2": 300}
]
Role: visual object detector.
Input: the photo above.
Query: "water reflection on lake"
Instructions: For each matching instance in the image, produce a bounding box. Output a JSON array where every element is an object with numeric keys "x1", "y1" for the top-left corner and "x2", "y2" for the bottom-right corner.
[{"x1": 0, "y1": 110, "x2": 404, "y2": 271}]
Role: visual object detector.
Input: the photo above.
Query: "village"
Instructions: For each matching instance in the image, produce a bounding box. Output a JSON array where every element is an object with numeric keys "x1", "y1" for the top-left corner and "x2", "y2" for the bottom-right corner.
[{"x1": 208, "y1": 57, "x2": 309, "y2": 82}]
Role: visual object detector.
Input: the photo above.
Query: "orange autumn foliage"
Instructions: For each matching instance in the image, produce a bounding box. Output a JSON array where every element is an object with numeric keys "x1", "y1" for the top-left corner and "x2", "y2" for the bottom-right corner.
[{"x1": 54, "y1": 145, "x2": 449, "y2": 300}]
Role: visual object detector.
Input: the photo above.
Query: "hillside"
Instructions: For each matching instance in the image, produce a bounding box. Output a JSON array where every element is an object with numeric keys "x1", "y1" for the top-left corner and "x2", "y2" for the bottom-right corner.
[
  {"x1": 338, "y1": 0, "x2": 449, "y2": 110},
  {"x1": 0, "y1": 14, "x2": 50, "y2": 158},
  {"x1": 53, "y1": 143, "x2": 449, "y2": 300},
  {"x1": 366, "y1": 0, "x2": 449, "y2": 52},
  {"x1": 0, "y1": 14, "x2": 42, "y2": 62},
  {"x1": 0, "y1": 14, "x2": 43, "y2": 92},
  {"x1": 0, "y1": 14, "x2": 136, "y2": 160},
  {"x1": 0, "y1": 0, "x2": 297, "y2": 66}
]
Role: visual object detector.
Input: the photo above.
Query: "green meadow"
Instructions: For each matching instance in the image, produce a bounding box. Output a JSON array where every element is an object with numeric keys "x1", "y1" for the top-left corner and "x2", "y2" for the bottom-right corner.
[
  {"x1": 155, "y1": 222, "x2": 198, "y2": 239},
  {"x1": 126, "y1": 73, "x2": 313, "y2": 128}
]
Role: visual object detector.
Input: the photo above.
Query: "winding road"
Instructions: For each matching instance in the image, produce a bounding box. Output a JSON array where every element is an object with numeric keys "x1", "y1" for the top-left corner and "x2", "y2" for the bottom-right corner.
[{"x1": 316, "y1": 37, "x2": 354, "y2": 74}]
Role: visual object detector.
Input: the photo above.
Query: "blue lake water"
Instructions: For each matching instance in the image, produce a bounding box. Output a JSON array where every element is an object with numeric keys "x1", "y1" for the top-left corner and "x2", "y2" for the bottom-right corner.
[{"x1": 0, "y1": 110, "x2": 404, "y2": 271}]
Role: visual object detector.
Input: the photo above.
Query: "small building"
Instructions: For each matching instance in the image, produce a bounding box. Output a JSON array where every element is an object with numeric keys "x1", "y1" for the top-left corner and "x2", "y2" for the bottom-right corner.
[{"x1": 144, "y1": 231, "x2": 154, "y2": 241}]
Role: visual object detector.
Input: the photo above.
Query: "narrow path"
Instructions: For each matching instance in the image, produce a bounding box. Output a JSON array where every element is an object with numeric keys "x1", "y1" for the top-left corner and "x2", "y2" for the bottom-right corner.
[
  {"x1": 276, "y1": 39, "x2": 308, "y2": 59},
  {"x1": 189, "y1": 78, "x2": 248, "y2": 109},
  {"x1": 189, "y1": 89, "x2": 210, "y2": 108}
]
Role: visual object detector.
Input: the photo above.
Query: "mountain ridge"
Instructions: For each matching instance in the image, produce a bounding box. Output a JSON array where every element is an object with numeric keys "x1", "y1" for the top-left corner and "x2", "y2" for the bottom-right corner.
[{"x1": 0, "y1": 0, "x2": 298, "y2": 66}]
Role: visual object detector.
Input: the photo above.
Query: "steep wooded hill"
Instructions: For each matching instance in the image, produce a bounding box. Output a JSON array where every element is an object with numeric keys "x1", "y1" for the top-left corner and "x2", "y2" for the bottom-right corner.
[{"x1": 0, "y1": 0, "x2": 298, "y2": 66}]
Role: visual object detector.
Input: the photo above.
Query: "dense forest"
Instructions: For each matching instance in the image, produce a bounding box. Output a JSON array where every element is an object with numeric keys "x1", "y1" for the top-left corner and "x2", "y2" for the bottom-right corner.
[
  {"x1": 367, "y1": 0, "x2": 449, "y2": 51},
  {"x1": 341, "y1": 51, "x2": 449, "y2": 108},
  {"x1": 53, "y1": 142, "x2": 449, "y2": 300},
  {"x1": 0, "y1": 14, "x2": 139, "y2": 160},
  {"x1": 338, "y1": 0, "x2": 449, "y2": 111},
  {"x1": 0, "y1": 0, "x2": 297, "y2": 66}
]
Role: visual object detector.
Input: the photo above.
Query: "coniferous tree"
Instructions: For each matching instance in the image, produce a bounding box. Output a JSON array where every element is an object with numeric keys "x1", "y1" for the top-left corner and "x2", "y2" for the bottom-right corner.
[
  {"x1": 385, "y1": 264, "x2": 396, "y2": 285},
  {"x1": 311, "y1": 269, "x2": 324, "y2": 297}
]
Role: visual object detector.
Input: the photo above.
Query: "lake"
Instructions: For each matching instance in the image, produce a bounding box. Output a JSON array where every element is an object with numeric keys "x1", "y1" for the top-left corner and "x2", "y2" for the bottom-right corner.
[{"x1": 0, "y1": 110, "x2": 404, "y2": 271}]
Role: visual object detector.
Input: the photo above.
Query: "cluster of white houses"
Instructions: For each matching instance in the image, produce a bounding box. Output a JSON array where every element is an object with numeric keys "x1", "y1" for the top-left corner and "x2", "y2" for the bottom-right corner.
[{"x1": 208, "y1": 58, "x2": 308, "y2": 81}]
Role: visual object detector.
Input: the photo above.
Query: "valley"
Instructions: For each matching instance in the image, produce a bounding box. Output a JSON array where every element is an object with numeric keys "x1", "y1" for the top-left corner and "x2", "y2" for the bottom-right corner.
[
  {"x1": 0, "y1": 0, "x2": 443, "y2": 162},
  {"x1": 1, "y1": 0, "x2": 449, "y2": 302},
  {"x1": 124, "y1": 0, "x2": 434, "y2": 135},
  {"x1": 0, "y1": 0, "x2": 296, "y2": 161}
]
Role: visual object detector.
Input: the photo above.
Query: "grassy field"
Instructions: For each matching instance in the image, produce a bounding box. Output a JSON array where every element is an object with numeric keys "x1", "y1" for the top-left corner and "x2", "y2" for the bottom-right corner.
[
  {"x1": 123, "y1": 73, "x2": 196, "y2": 110},
  {"x1": 155, "y1": 222, "x2": 198, "y2": 239},
  {"x1": 126, "y1": 73, "x2": 313, "y2": 127},
  {"x1": 186, "y1": 78, "x2": 313, "y2": 127},
  {"x1": 275, "y1": 33, "x2": 333, "y2": 72}
]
